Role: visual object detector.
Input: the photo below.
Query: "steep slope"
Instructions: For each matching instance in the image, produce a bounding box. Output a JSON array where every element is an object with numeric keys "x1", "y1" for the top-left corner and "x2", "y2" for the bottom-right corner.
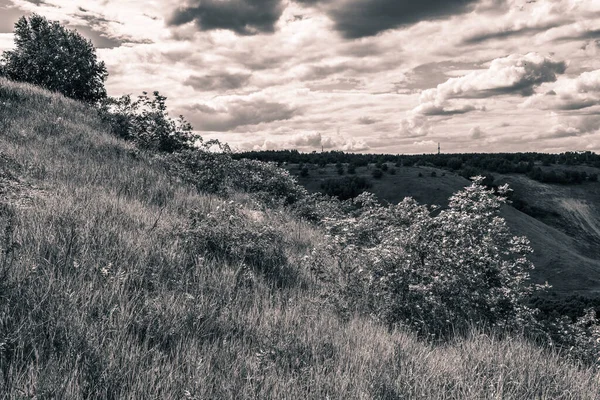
[{"x1": 1, "y1": 78, "x2": 599, "y2": 398}]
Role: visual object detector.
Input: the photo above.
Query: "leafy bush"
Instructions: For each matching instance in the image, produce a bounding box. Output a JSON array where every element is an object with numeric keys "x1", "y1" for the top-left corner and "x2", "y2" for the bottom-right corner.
[
  {"x1": 299, "y1": 165, "x2": 309, "y2": 177},
  {"x1": 164, "y1": 147, "x2": 234, "y2": 194},
  {"x1": 231, "y1": 159, "x2": 308, "y2": 205},
  {"x1": 1, "y1": 14, "x2": 107, "y2": 103},
  {"x1": 100, "y1": 92, "x2": 197, "y2": 153},
  {"x1": 308, "y1": 178, "x2": 545, "y2": 338},
  {"x1": 372, "y1": 169, "x2": 383, "y2": 179}
]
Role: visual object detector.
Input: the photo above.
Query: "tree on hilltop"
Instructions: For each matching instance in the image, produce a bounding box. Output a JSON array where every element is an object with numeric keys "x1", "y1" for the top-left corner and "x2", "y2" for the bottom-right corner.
[{"x1": 0, "y1": 14, "x2": 107, "y2": 103}]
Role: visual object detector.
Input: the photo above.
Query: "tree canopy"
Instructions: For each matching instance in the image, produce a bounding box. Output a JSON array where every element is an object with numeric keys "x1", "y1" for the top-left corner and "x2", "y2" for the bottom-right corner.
[{"x1": 0, "y1": 14, "x2": 107, "y2": 103}]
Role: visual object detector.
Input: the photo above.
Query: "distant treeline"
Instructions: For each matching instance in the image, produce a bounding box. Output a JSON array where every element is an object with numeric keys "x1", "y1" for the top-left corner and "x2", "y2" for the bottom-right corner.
[{"x1": 234, "y1": 150, "x2": 600, "y2": 185}]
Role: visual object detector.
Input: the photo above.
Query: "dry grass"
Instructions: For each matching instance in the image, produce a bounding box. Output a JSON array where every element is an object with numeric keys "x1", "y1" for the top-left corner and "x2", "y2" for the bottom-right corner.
[{"x1": 1, "y1": 77, "x2": 599, "y2": 399}]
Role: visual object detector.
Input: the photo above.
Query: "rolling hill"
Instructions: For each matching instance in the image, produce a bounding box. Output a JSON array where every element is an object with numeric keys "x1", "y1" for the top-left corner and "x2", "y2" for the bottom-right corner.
[{"x1": 290, "y1": 163, "x2": 600, "y2": 295}]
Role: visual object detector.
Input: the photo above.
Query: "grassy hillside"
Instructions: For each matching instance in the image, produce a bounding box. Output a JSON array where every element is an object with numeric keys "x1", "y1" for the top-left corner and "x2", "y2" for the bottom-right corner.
[
  {"x1": 292, "y1": 163, "x2": 600, "y2": 295},
  {"x1": 1, "y1": 78, "x2": 600, "y2": 398}
]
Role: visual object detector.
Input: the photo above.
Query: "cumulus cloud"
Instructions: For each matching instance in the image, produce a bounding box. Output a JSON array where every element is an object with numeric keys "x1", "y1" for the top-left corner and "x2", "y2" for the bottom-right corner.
[
  {"x1": 247, "y1": 130, "x2": 370, "y2": 151},
  {"x1": 395, "y1": 53, "x2": 565, "y2": 140},
  {"x1": 545, "y1": 114, "x2": 600, "y2": 139},
  {"x1": 522, "y1": 69, "x2": 600, "y2": 111},
  {"x1": 184, "y1": 99, "x2": 298, "y2": 131},
  {"x1": 419, "y1": 53, "x2": 566, "y2": 103},
  {"x1": 398, "y1": 114, "x2": 433, "y2": 138},
  {"x1": 168, "y1": 0, "x2": 284, "y2": 35}
]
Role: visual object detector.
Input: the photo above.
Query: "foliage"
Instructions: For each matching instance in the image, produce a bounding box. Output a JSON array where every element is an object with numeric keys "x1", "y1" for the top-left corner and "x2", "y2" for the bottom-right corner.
[
  {"x1": 319, "y1": 176, "x2": 372, "y2": 200},
  {"x1": 231, "y1": 159, "x2": 309, "y2": 206},
  {"x1": 183, "y1": 201, "x2": 289, "y2": 283},
  {"x1": 100, "y1": 91, "x2": 198, "y2": 153},
  {"x1": 528, "y1": 166, "x2": 597, "y2": 185},
  {"x1": 235, "y1": 150, "x2": 600, "y2": 185},
  {"x1": 372, "y1": 168, "x2": 383, "y2": 179},
  {"x1": 308, "y1": 178, "x2": 546, "y2": 338},
  {"x1": 0, "y1": 14, "x2": 107, "y2": 103},
  {"x1": 299, "y1": 165, "x2": 309, "y2": 177},
  {"x1": 164, "y1": 147, "x2": 234, "y2": 194}
]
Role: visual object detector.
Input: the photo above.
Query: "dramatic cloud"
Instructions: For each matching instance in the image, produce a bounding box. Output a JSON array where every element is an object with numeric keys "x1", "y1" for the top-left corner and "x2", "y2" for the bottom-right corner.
[
  {"x1": 418, "y1": 53, "x2": 566, "y2": 104},
  {"x1": 299, "y1": 0, "x2": 480, "y2": 38},
  {"x1": 4, "y1": 0, "x2": 600, "y2": 153},
  {"x1": 169, "y1": 0, "x2": 284, "y2": 35},
  {"x1": 183, "y1": 99, "x2": 298, "y2": 132},
  {"x1": 523, "y1": 69, "x2": 600, "y2": 111},
  {"x1": 394, "y1": 53, "x2": 566, "y2": 141}
]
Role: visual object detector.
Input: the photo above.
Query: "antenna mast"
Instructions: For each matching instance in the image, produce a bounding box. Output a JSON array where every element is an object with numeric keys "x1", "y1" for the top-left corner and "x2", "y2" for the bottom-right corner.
[{"x1": 438, "y1": 143, "x2": 440, "y2": 155}]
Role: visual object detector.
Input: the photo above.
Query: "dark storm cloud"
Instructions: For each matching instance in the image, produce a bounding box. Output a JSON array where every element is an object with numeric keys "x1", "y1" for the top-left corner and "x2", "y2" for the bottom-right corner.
[
  {"x1": 168, "y1": 0, "x2": 483, "y2": 38},
  {"x1": 184, "y1": 72, "x2": 252, "y2": 91},
  {"x1": 168, "y1": 0, "x2": 284, "y2": 35},
  {"x1": 299, "y1": 0, "x2": 482, "y2": 38},
  {"x1": 184, "y1": 99, "x2": 298, "y2": 131}
]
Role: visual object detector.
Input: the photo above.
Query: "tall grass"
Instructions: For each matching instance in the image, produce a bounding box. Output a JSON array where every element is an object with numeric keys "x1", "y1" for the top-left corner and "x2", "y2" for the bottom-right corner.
[{"x1": 1, "y1": 77, "x2": 599, "y2": 398}]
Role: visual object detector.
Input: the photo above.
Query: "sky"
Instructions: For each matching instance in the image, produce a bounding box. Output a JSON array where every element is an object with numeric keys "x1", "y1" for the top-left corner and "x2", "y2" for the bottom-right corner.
[{"x1": 1, "y1": 0, "x2": 600, "y2": 154}]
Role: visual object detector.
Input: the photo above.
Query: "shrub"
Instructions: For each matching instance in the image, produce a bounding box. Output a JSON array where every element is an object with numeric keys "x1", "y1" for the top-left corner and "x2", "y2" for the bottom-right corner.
[
  {"x1": 299, "y1": 165, "x2": 309, "y2": 177},
  {"x1": 164, "y1": 146, "x2": 233, "y2": 194},
  {"x1": 308, "y1": 178, "x2": 545, "y2": 339},
  {"x1": 1, "y1": 14, "x2": 107, "y2": 103},
  {"x1": 372, "y1": 169, "x2": 383, "y2": 179},
  {"x1": 431, "y1": 171, "x2": 437, "y2": 177},
  {"x1": 232, "y1": 159, "x2": 308, "y2": 205},
  {"x1": 100, "y1": 92, "x2": 197, "y2": 153},
  {"x1": 347, "y1": 164, "x2": 357, "y2": 174}
]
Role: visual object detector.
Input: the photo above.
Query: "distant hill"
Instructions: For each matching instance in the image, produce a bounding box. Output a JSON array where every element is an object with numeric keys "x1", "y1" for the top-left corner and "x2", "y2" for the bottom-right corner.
[{"x1": 277, "y1": 162, "x2": 600, "y2": 295}]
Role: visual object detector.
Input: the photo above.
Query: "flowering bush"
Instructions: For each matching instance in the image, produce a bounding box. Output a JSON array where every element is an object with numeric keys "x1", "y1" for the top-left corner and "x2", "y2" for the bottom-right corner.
[
  {"x1": 308, "y1": 178, "x2": 547, "y2": 338},
  {"x1": 230, "y1": 159, "x2": 308, "y2": 206}
]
